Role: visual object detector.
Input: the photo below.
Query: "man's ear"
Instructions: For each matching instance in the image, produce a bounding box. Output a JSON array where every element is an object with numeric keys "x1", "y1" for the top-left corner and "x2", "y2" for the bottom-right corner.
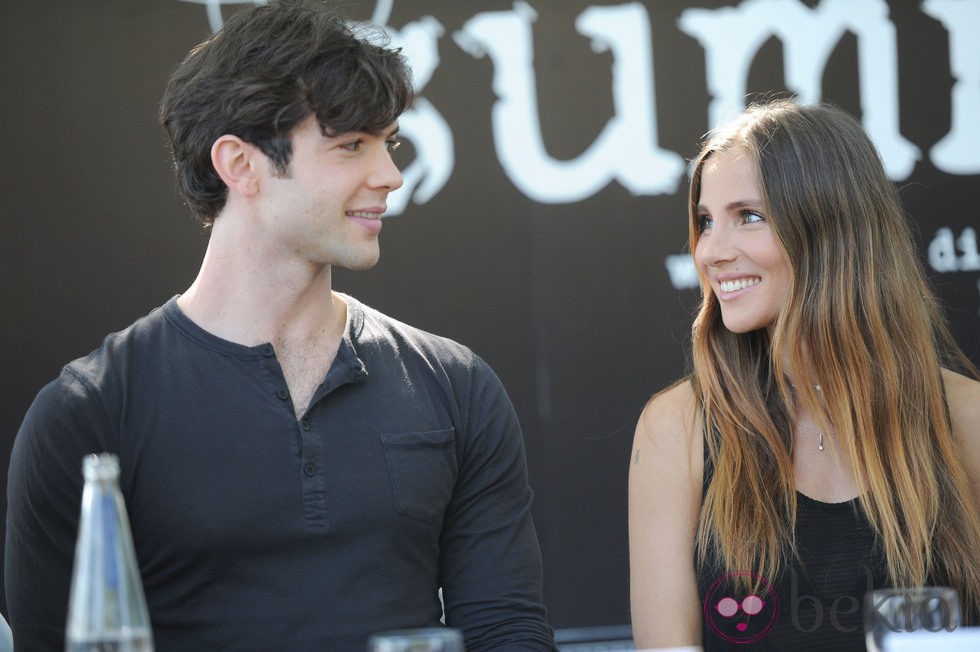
[{"x1": 211, "y1": 135, "x2": 261, "y2": 198}]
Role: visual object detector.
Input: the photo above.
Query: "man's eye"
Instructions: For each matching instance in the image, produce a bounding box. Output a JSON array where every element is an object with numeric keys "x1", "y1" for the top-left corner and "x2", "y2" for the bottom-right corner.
[{"x1": 341, "y1": 140, "x2": 363, "y2": 152}]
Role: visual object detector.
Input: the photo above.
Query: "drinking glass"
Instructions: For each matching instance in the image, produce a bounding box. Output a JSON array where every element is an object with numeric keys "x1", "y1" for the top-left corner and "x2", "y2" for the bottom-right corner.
[
  {"x1": 864, "y1": 587, "x2": 960, "y2": 652},
  {"x1": 367, "y1": 627, "x2": 464, "y2": 652}
]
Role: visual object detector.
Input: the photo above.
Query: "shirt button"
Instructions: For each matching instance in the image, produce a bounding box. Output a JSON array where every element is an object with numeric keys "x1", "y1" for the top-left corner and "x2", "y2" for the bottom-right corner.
[
  {"x1": 276, "y1": 389, "x2": 289, "y2": 400},
  {"x1": 262, "y1": 344, "x2": 275, "y2": 357},
  {"x1": 300, "y1": 420, "x2": 311, "y2": 431},
  {"x1": 303, "y1": 462, "x2": 317, "y2": 477}
]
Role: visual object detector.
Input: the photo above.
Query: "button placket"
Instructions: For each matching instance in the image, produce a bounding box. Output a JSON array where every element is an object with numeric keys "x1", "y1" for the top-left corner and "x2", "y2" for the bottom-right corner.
[
  {"x1": 300, "y1": 419, "x2": 316, "y2": 477},
  {"x1": 297, "y1": 417, "x2": 327, "y2": 525}
]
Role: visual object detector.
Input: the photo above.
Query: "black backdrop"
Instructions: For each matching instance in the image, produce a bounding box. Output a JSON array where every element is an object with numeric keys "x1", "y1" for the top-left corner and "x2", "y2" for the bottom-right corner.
[{"x1": 1, "y1": 0, "x2": 978, "y2": 630}]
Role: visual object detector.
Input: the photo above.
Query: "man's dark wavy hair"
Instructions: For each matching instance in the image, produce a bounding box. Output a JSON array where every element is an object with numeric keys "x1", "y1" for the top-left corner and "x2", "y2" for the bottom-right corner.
[{"x1": 159, "y1": 1, "x2": 414, "y2": 225}]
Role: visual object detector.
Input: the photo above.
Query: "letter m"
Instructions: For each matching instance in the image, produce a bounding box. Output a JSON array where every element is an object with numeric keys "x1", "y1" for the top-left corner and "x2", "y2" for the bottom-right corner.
[{"x1": 678, "y1": 0, "x2": 918, "y2": 180}]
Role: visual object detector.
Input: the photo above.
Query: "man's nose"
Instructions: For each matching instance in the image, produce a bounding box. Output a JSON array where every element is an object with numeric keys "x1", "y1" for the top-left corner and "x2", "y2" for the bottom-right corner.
[{"x1": 369, "y1": 145, "x2": 403, "y2": 192}]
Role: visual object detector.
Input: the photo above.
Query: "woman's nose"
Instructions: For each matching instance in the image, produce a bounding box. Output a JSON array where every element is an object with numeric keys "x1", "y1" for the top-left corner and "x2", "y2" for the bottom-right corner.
[{"x1": 696, "y1": 225, "x2": 737, "y2": 267}]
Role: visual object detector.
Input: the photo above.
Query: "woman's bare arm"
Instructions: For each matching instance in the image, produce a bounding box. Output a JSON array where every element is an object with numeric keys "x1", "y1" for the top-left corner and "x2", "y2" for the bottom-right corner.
[{"x1": 629, "y1": 380, "x2": 705, "y2": 648}]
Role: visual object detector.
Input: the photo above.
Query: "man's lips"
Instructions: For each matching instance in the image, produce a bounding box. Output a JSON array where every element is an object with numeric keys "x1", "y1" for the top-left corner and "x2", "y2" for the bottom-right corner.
[
  {"x1": 347, "y1": 208, "x2": 385, "y2": 234},
  {"x1": 347, "y1": 209, "x2": 382, "y2": 219}
]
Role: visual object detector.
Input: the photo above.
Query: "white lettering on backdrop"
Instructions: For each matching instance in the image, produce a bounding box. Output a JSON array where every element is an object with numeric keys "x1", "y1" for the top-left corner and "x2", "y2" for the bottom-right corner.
[
  {"x1": 180, "y1": 0, "x2": 980, "y2": 292},
  {"x1": 178, "y1": 0, "x2": 268, "y2": 31},
  {"x1": 921, "y1": 0, "x2": 980, "y2": 175},
  {"x1": 454, "y1": 1, "x2": 685, "y2": 203},
  {"x1": 377, "y1": 16, "x2": 455, "y2": 215},
  {"x1": 929, "y1": 228, "x2": 980, "y2": 273},
  {"x1": 679, "y1": 0, "x2": 918, "y2": 179}
]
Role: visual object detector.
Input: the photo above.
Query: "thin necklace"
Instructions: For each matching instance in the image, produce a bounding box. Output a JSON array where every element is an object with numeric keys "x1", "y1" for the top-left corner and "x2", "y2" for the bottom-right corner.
[
  {"x1": 814, "y1": 384, "x2": 825, "y2": 451},
  {"x1": 791, "y1": 382, "x2": 826, "y2": 451}
]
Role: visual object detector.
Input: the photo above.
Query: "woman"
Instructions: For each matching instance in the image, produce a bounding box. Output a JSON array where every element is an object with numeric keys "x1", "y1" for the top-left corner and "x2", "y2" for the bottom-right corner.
[{"x1": 628, "y1": 99, "x2": 980, "y2": 650}]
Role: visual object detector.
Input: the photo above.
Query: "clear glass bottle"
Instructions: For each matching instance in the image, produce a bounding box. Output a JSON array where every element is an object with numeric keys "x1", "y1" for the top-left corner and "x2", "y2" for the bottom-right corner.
[{"x1": 65, "y1": 453, "x2": 154, "y2": 652}]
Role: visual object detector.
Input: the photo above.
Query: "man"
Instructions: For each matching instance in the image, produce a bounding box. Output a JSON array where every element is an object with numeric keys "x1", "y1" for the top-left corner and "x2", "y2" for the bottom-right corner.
[{"x1": 5, "y1": 2, "x2": 556, "y2": 649}]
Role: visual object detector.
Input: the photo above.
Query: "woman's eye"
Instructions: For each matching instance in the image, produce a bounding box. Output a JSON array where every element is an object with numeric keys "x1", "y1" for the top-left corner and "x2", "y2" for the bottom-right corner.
[
  {"x1": 742, "y1": 211, "x2": 765, "y2": 224},
  {"x1": 697, "y1": 215, "x2": 714, "y2": 232},
  {"x1": 386, "y1": 139, "x2": 402, "y2": 153}
]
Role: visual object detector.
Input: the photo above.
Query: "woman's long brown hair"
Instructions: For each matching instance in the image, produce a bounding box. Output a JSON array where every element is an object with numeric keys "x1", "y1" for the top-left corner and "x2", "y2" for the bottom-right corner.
[{"x1": 687, "y1": 99, "x2": 980, "y2": 619}]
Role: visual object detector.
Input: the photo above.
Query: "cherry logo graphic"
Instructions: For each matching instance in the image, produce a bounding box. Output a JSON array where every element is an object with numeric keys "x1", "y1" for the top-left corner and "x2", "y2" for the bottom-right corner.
[{"x1": 703, "y1": 571, "x2": 780, "y2": 644}]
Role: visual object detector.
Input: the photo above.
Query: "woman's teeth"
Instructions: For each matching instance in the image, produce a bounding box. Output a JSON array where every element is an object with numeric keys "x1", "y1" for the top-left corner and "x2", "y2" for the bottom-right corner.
[{"x1": 720, "y1": 277, "x2": 760, "y2": 293}]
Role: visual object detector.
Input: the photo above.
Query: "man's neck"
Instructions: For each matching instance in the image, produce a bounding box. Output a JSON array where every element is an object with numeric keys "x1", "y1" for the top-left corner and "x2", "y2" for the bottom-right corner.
[{"x1": 176, "y1": 219, "x2": 345, "y2": 349}]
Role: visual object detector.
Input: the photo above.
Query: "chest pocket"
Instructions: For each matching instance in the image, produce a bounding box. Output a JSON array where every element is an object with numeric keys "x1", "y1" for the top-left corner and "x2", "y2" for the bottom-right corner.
[{"x1": 380, "y1": 428, "x2": 457, "y2": 523}]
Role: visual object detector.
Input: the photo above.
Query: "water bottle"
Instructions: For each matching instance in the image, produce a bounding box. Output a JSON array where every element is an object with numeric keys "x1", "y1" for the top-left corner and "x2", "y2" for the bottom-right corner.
[{"x1": 65, "y1": 453, "x2": 154, "y2": 652}]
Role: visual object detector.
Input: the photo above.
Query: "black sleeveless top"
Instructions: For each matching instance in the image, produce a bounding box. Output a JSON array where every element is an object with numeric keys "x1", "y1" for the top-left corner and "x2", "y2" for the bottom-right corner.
[{"x1": 696, "y1": 450, "x2": 888, "y2": 651}]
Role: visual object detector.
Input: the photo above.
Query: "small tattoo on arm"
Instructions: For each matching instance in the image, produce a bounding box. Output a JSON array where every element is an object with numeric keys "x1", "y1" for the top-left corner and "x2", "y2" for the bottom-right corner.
[{"x1": 633, "y1": 449, "x2": 640, "y2": 465}]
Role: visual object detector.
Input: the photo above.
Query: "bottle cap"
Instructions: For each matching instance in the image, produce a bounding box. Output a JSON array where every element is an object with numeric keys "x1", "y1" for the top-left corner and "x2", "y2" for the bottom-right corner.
[{"x1": 81, "y1": 452, "x2": 120, "y2": 480}]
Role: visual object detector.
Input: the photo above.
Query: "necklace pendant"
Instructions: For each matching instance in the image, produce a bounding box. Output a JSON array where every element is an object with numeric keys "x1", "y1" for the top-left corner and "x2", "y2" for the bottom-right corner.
[{"x1": 817, "y1": 431, "x2": 825, "y2": 451}]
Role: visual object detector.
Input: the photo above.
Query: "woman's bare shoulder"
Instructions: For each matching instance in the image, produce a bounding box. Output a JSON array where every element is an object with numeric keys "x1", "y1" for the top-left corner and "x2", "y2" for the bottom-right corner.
[
  {"x1": 638, "y1": 379, "x2": 699, "y2": 434},
  {"x1": 941, "y1": 369, "x2": 980, "y2": 497},
  {"x1": 633, "y1": 378, "x2": 702, "y2": 465},
  {"x1": 941, "y1": 368, "x2": 980, "y2": 437}
]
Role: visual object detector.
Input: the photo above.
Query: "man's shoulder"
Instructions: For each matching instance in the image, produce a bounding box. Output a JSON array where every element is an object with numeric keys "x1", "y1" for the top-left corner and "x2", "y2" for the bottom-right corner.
[
  {"x1": 63, "y1": 300, "x2": 174, "y2": 388},
  {"x1": 19, "y1": 302, "x2": 173, "y2": 440},
  {"x1": 345, "y1": 294, "x2": 480, "y2": 367}
]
